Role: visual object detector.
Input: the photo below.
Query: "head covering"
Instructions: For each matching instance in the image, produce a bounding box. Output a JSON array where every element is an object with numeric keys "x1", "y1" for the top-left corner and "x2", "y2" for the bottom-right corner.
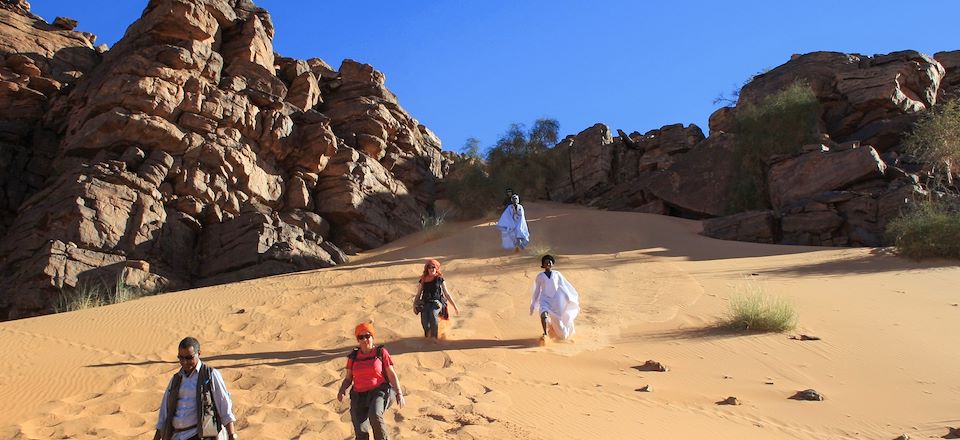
[
  {"x1": 511, "y1": 194, "x2": 520, "y2": 204},
  {"x1": 354, "y1": 322, "x2": 375, "y2": 338},
  {"x1": 420, "y1": 259, "x2": 442, "y2": 283}
]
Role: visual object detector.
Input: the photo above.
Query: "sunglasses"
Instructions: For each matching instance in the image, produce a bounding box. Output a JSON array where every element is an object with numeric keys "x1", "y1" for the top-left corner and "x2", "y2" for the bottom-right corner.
[
  {"x1": 357, "y1": 334, "x2": 373, "y2": 340},
  {"x1": 177, "y1": 354, "x2": 196, "y2": 361}
]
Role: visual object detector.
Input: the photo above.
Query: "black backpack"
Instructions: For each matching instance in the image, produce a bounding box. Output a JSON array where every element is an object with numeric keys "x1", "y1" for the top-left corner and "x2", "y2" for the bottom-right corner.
[{"x1": 421, "y1": 277, "x2": 445, "y2": 303}]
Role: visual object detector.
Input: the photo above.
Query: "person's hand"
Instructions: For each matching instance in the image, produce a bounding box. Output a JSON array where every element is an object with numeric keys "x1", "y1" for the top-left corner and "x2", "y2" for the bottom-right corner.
[
  {"x1": 529, "y1": 305, "x2": 535, "y2": 316},
  {"x1": 453, "y1": 305, "x2": 461, "y2": 316},
  {"x1": 337, "y1": 389, "x2": 345, "y2": 402},
  {"x1": 396, "y1": 393, "x2": 405, "y2": 409}
]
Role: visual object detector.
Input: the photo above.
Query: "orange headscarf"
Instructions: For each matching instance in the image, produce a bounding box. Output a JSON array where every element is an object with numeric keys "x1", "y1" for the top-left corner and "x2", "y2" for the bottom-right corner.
[
  {"x1": 419, "y1": 259, "x2": 442, "y2": 283},
  {"x1": 354, "y1": 322, "x2": 375, "y2": 338}
]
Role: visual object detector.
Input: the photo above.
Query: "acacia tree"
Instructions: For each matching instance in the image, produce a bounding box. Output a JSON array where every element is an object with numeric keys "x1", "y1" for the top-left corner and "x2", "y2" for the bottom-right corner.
[{"x1": 486, "y1": 118, "x2": 560, "y2": 200}]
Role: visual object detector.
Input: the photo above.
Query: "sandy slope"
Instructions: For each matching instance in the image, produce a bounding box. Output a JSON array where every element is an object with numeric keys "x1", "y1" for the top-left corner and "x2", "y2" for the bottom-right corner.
[{"x1": 0, "y1": 202, "x2": 958, "y2": 439}]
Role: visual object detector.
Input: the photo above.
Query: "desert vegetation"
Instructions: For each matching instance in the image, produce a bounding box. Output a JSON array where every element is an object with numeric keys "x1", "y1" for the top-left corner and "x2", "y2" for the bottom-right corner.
[
  {"x1": 886, "y1": 200, "x2": 960, "y2": 259},
  {"x1": 727, "y1": 81, "x2": 821, "y2": 213},
  {"x1": 444, "y1": 119, "x2": 563, "y2": 218},
  {"x1": 886, "y1": 99, "x2": 960, "y2": 259},
  {"x1": 726, "y1": 283, "x2": 798, "y2": 332},
  {"x1": 56, "y1": 271, "x2": 147, "y2": 313}
]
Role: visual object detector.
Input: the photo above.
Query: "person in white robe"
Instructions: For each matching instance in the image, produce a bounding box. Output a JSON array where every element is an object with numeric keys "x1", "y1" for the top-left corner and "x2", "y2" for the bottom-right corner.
[
  {"x1": 529, "y1": 254, "x2": 580, "y2": 341},
  {"x1": 496, "y1": 194, "x2": 530, "y2": 251}
]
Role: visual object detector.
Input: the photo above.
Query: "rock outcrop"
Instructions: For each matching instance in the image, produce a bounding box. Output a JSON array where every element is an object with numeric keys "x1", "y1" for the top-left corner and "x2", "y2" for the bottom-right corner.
[
  {"x1": 936, "y1": 50, "x2": 960, "y2": 101},
  {"x1": 548, "y1": 123, "x2": 705, "y2": 216},
  {"x1": 543, "y1": 49, "x2": 955, "y2": 246},
  {"x1": 0, "y1": 1, "x2": 100, "y2": 241},
  {"x1": 739, "y1": 51, "x2": 943, "y2": 153},
  {"x1": 0, "y1": 0, "x2": 446, "y2": 320}
]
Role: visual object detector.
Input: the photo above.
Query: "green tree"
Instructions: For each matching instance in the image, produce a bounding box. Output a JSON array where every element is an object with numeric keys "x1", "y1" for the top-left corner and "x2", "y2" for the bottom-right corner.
[
  {"x1": 460, "y1": 137, "x2": 483, "y2": 160},
  {"x1": 486, "y1": 118, "x2": 560, "y2": 200},
  {"x1": 903, "y1": 99, "x2": 960, "y2": 191}
]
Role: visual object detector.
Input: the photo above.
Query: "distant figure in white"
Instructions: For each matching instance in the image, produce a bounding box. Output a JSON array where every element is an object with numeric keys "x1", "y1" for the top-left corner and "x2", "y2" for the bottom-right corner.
[
  {"x1": 496, "y1": 194, "x2": 530, "y2": 252},
  {"x1": 529, "y1": 254, "x2": 580, "y2": 344}
]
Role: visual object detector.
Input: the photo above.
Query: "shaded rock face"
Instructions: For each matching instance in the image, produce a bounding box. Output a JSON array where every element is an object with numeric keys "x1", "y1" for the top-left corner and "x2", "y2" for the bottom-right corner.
[
  {"x1": 0, "y1": 0, "x2": 446, "y2": 320},
  {"x1": 541, "y1": 49, "x2": 954, "y2": 248},
  {"x1": 0, "y1": 1, "x2": 100, "y2": 243}
]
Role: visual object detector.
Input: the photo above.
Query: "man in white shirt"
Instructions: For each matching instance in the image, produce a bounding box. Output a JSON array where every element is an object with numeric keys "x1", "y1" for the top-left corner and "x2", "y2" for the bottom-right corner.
[
  {"x1": 154, "y1": 337, "x2": 238, "y2": 440},
  {"x1": 529, "y1": 254, "x2": 580, "y2": 343}
]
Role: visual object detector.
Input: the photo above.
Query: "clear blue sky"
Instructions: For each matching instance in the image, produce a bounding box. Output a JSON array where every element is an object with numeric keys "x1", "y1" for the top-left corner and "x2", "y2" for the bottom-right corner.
[{"x1": 30, "y1": 1, "x2": 960, "y2": 153}]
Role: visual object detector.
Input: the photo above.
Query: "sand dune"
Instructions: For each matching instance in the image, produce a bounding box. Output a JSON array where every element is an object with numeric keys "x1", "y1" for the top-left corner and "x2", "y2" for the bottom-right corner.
[{"x1": 1, "y1": 202, "x2": 958, "y2": 439}]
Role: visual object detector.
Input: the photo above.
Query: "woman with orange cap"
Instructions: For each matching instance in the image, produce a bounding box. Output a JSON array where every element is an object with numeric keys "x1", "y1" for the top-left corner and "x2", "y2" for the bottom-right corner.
[
  {"x1": 336, "y1": 323, "x2": 405, "y2": 440},
  {"x1": 412, "y1": 259, "x2": 461, "y2": 339}
]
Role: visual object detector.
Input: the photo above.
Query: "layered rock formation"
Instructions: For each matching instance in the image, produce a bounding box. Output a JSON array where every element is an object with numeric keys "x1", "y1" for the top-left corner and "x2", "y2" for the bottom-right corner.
[
  {"x1": 0, "y1": 0, "x2": 446, "y2": 320},
  {"x1": 546, "y1": 50, "x2": 956, "y2": 246}
]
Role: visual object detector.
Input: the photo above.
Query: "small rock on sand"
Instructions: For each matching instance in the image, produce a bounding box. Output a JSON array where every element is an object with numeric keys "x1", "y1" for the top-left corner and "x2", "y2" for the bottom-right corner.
[
  {"x1": 633, "y1": 360, "x2": 668, "y2": 372},
  {"x1": 790, "y1": 389, "x2": 825, "y2": 401},
  {"x1": 635, "y1": 385, "x2": 651, "y2": 392},
  {"x1": 716, "y1": 396, "x2": 741, "y2": 405}
]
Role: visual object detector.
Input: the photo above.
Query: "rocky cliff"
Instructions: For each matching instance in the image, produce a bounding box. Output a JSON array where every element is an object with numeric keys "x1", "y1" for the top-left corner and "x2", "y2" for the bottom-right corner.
[
  {"x1": 0, "y1": 0, "x2": 447, "y2": 320},
  {"x1": 547, "y1": 50, "x2": 957, "y2": 247}
]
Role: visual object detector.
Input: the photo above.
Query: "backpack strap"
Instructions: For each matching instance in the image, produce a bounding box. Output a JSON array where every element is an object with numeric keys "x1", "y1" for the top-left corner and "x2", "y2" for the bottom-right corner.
[
  {"x1": 347, "y1": 347, "x2": 360, "y2": 361},
  {"x1": 162, "y1": 372, "x2": 182, "y2": 439},
  {"x1": 375, "y1": 345, "x2": 384, "y2": 361},
  {"x1": 198, "y1": 365, "x2": 222, "y2": 436}
]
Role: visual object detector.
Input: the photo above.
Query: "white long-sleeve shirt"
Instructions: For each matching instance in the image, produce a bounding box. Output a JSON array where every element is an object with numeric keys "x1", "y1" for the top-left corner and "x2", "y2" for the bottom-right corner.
[{"x1": 156, "y1": 360, "x2": 236, "y2": 440}]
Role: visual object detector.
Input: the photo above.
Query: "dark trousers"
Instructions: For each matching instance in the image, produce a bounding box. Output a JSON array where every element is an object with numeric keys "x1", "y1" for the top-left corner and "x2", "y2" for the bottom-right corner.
[
  {"x1": 350, "y1": 384, "x2": 394, "y2": 440},
  {"x1": 420, "y1": 302, "x2": 441, "y2": 338}
]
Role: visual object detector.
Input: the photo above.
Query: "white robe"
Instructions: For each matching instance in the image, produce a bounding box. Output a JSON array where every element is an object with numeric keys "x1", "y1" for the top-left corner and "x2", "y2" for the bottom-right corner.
[
  {"x1": 530, "y1": 270, "x2": 580, "y2": 339},
  {"x1": 496, "y1": 204, "x2": 530, "y2": 250}
]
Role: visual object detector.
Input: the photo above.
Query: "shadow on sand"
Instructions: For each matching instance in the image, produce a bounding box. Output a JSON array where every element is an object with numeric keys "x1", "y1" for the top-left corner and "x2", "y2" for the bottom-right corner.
[
  {"x1": 632, "y1": 324, "x2": 751, "y2": 342},
  {"x1": 84, "y1": 337, "x2": 540, "y2": 370}
]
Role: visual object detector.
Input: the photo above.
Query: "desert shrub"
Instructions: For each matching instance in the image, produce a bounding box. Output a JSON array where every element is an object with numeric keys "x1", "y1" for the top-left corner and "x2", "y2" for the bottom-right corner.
[
  {"x1": 886, "y1": 199, "x2": 960, "y2": 259},
  {"x1": 56, "y1": 270, "x2": 146, "y2": 312},
  {"x1": 525, "y1": 243, "x2": 555, "y2": 258},
  {"x1": 727, "y1": 81, "x2": 821, "y2": 213},
  {"x1": 903, "y1": 99, "x2": 960, "y2": 191},
  {"x1": 726, "y1": 284, "x2": 797, "y2": 332},
  {"x1": 57, "y1": 283, "x2": 108, "y2": 312}
]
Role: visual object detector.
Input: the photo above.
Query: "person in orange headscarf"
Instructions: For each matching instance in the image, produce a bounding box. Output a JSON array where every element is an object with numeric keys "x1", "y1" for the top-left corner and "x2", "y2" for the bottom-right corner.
[
  {"x1": 337, "y1": 323, "x2": 404, "y2": 440},
  {"x1": 412, "y1": 259, "x2": 461, "y2": 339}
]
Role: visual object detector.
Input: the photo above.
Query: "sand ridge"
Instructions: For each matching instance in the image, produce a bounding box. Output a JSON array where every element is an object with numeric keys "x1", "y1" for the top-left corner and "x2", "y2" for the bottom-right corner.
[{"x1": 0, "y1": 202, "x2": 958, "y2": 439}]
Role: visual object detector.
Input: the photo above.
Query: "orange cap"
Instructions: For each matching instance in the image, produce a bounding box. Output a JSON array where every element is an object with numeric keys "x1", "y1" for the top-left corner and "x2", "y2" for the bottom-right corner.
[{"x1": 354, "y1": 322, "x2": 375, "y2": 338}]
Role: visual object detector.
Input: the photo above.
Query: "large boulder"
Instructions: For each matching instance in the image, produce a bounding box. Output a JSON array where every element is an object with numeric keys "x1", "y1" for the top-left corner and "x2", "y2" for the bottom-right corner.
[
  {"x1": 647, "y1": 133, "x2": 737, "y2": 217},
  {"x1": 767, "y1": 146, "x2": 886, "y2": 208},
  {"x1": 703, "y1": 210, "x2": 776, "y2": 244}
]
